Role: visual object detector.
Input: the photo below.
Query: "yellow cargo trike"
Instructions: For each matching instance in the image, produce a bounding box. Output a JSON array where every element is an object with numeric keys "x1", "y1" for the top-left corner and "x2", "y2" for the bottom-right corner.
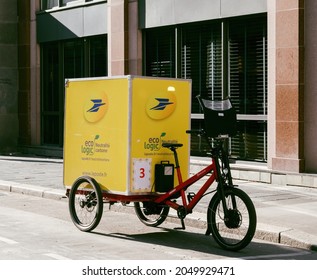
[{"x1": 64, "y1": 76, "x2": 256, "y2": 251}]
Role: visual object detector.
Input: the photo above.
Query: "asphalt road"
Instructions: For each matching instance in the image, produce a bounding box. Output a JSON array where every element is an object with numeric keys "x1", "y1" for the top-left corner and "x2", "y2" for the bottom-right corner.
[{"x1": 0, "y1": 190, "x2": 316, "y2": 261}]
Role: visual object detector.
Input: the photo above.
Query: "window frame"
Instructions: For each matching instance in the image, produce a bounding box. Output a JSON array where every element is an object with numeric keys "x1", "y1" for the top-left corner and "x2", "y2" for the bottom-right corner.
[
  {"x1": 41, "y1": 0, "x2": 104, "y2": 10},
  {"x1": 143, "y1": 15, "x2": 268, "y2": 162}
]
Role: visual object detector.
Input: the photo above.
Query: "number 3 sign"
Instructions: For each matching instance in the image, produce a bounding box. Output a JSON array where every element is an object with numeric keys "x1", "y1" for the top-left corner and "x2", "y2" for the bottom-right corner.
[{"x1": 132, "y1": 158, "x2": 152, "y2": 192}]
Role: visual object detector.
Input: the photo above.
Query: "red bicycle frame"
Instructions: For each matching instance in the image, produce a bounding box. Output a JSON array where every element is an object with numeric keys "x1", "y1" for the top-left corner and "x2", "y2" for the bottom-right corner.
[{"x1": 154, "y1": 155, "x2": 219, "y2": 214}]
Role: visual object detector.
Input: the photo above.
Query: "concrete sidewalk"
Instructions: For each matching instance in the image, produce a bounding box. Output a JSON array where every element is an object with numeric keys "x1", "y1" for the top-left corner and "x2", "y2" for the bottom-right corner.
[{"x1": 0, "y1": 155, "x2": 317, "y2": 251}]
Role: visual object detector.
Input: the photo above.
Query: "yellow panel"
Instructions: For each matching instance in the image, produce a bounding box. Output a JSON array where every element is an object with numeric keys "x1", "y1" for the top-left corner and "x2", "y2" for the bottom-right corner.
[
  {"x1": 130, "y1": 77, "x2": 191, "y2": 192},
  {"x1": 63, "y1": 77, "x2": 129, "y2": 193}
]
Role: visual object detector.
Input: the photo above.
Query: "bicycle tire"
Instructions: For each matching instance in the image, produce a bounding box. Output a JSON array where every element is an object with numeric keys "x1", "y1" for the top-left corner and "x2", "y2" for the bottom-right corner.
[
  {"x1": 68, "y1": 176, "x2": 103, "y2": 232},
  {"x1": 134, "y1": 202, "x2": 170, "y2": 227},
  {"x1": 207, "y1": 187, "x2": 256, "y2": 251}
]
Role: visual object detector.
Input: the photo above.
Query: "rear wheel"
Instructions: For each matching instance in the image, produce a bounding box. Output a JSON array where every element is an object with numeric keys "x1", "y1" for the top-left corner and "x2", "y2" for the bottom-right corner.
[
  {"x1": 207, "y1": 187, "x2": 256, "y2": 251},
  {"x1": 68, "y1": 176, "x2": 103, "y2": 232},
  {"x1": 134, "y1": 202, "x2": 169, "y2": 227}
]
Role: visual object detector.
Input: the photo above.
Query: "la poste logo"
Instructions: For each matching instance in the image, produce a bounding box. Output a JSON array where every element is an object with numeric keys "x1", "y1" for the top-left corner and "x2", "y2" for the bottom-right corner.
[
  {"x1": 83, "y1": 92, "x2": 108, "y2": 123},
  {"x1": 145, "y1": 86, "x2": 177, "y2": 120}
]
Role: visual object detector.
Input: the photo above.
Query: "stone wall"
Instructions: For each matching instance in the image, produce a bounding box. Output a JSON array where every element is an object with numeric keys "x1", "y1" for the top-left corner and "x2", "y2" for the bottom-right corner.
[{"x1": 0, "y1": 0, "x2": 18, "y2": 153}]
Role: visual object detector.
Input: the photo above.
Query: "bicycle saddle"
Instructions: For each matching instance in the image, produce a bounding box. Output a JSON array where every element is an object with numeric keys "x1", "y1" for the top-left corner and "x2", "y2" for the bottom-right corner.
[{"x1": 162, "y1": 143, "x2": 183, "y2": 149}]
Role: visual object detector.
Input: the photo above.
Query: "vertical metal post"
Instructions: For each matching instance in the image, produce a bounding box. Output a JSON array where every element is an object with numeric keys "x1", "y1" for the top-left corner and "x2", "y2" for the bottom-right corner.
[
  {"x1": 221, "y1": 21, "x2": 230, "y2": 153},
  {"x1": 175, "y1": 27, "x2": 182, "y2": 78},
  {"x1": 221, "y1": 21, "x2": 229, "y2": 99}
]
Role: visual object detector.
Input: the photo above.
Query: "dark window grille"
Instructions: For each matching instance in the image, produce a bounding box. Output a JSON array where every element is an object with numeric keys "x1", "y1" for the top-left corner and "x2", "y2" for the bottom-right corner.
[
  {"x1": 229, "y1": 18, "x2": 267, "y2": 161},
  {"x1": 143, "y1": 16, "x2": 267, "y2": 162},
  {"x1": 41, "y1": 35, "x2": 107, "y2": 146},
  {"x1": 144, "y1": 27, "x2": 175, "y2": 77},
  {"x1": 42, "y1": 42, "x2": 60, "y2": 145},
  {"x1": 180, "y1": 23, "x2": 222, "y2": 113}
]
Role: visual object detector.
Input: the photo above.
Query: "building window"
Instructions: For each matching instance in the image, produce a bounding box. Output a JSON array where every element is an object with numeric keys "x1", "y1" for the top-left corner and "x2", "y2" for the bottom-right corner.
[
  {"x1": 90, "y1": 36, "x2": 108, "y2": 77},
  {"x1": 62, "y1": 0, "x2": 88, "y2": 7},
  {"x1": 64, "y1": 40, "x2": 85, "y2": 79},
  {"x1": 62, "y1": 0, "x2": 81, "y2": 5},
  {"x1": 41, "y1": 35, "x2": 107, "y2": 146},
  {"x1": 41, "y1": 0, "x2": 96, "y2": 10},
  {"x1": 229, "y1": 18, "x2": 267, "y2": 161},
  {"x1": 144, "y1": 15, "x2": 267, "y2": 162},
  {"x1": 42, "y1": 0, "x2": 59, "y2": 9},
  {"x1": 180, "y1": 23, "x2": 223, "y2": 155},
  {"x1": 42, "y1": 42, "x2": 60, "y2": 145},
  {"x1": 144, "y1": 27, "x2": 175, "y2": 78},
  {"x1": 180, "y1": 22, "x2": 222, "y2": 112}
]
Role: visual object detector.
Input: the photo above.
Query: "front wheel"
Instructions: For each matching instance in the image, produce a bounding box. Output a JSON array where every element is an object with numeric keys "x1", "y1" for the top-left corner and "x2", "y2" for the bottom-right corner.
[
  {"x1": 68, "y1": 176, "x2": 103, "y2": 232},
  {"x1": 207, "y1": 187, "x2": 256, "y2": 251},
  {"x1": 134, "y1": 202, "x2": 170, "y2": 227}
]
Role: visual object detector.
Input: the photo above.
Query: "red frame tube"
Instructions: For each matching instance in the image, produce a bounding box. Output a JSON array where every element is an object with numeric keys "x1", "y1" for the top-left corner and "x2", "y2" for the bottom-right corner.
[{"x1": 67, "y1": 159, "x2": 218, "y2": 213}]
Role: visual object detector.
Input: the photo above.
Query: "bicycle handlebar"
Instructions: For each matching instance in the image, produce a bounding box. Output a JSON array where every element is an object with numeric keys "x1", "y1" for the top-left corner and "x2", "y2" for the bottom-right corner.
[{"x1": 186, "y1": 129, "x2": 205, "y2": 135}]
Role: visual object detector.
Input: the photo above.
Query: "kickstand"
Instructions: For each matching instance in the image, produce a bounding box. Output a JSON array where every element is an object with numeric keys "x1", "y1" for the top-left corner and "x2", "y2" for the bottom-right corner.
[{"x1": 174, "y1": 218, "x2": 186, "y2": 230}]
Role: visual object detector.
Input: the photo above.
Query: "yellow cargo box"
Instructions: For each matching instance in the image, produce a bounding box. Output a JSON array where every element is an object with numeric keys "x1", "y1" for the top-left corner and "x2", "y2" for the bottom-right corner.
[{"x1": 63, "y1": 75, "x2": 191, "y2": 195}]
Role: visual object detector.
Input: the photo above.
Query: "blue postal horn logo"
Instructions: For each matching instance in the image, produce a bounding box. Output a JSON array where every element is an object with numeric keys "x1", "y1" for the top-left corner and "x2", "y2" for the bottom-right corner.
[
  {"x1": 84, "y1": 92, "x2": 108, "y2": 123},
  {"x1": 146, "y1": 87, "x2": 176, "y2": 120},
  {"x1": 87, "y1": 99, "x2": 106, "y2": 113},
  {"x1": 150, "y1": 98, "x2": 174, "y2": 111}
]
